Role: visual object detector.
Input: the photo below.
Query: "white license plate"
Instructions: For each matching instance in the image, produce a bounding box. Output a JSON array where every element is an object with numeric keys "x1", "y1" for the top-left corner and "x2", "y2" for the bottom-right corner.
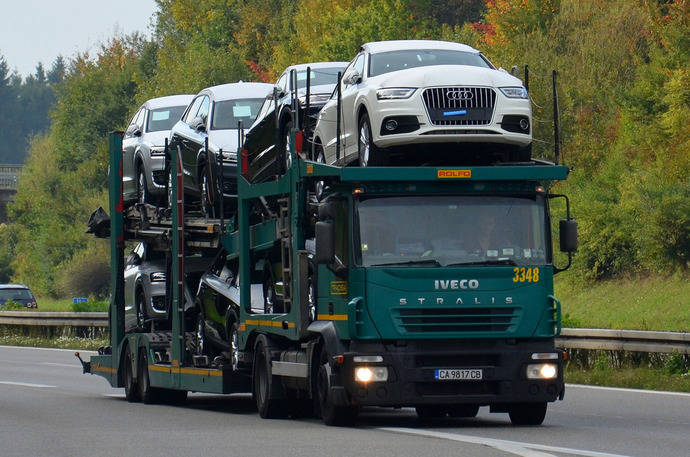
[{"x1": 434, "y1": 369, "x2": 482, "y2": 381}]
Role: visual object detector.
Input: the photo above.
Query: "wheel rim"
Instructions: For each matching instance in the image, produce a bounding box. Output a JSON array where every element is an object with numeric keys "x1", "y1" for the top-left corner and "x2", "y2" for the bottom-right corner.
[
  {"x1": 359, "y1": 121, "x2": 370, "y2": 167},
  {"x1": 136, "y1": 292, "x2": 145, "y2": 328},
  {"x1": 196, "y1": 317, "x2": 205, "y2": 355},
  {"x1": 315, "y1": 150, "x2": 325, "y2": 199},
  {"x1": 167, "y1": 166, "x2": 173, "y2": 209},
  {"x1": 137, "y1": 170, "x2": 147, "y2": 204},
  {"x1": 231, "y1": 328, "x2": 239, "y2": 371},
  {"x1": 307, "y1": 279, "x2": 315, "y2": 321},
  {"x1": 201, "y1": 170, "x2": 211, "y2": 217},
  {"x1": 285, "y1": 131, "x2": 292, "y2": 171},
  {"x1": 265, "y1": 285, "x2": 274, "y2": 314}
]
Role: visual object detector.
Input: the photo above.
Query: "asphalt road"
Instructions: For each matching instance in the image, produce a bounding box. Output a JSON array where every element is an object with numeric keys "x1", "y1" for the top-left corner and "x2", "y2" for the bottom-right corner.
[{"x1": 1, "y1": 345, "x2": 688, "y2": 457}]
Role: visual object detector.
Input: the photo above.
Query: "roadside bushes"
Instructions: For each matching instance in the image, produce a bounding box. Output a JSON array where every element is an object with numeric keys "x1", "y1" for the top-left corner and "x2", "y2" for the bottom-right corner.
[{"x1": 55, "y1": 243, "x2": 110, "y2": 299}]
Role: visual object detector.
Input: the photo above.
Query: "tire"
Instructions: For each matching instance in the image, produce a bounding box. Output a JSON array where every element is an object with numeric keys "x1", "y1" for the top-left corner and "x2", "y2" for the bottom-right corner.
[
  {"x1": 138, "y1": 348, "x2": 161, "y2": 404},
  {"x1": 315, "y1": 347, "x2": 357, "y2": 426},
  {"x1": 358, "y1": 113, "x2": 386, "y2": 167},
  {"x1": 136, "y1": 164, "x2": 149, "y2": 205},
  {"x1": 200, "y1": 164, "x2": 216, "y2": 219},
  {"x1": 263, "y1": 267, "x2": 281, "y2": 314},
  {"x1": 252, "y1": 342, "x2": 285, "y2": 418},
  {"x1": 123, "y1": 349, "x2": 139, "y2": 402},
  {"x1": 508, "y1": 402, "x2": 547, "y2": 426},
  {"x1": 166, "y1": 163, "x2": 174, "y2": 210},
  {"x1": 135, "y1": 288, "x2": 146, "y2": 331},
  {"x1": 193, "y1": 308, "x2": 206, "y2": 357},
  {"x1": 313, "y1": 142, "x2": 325, "y2": 201},
  {"x1": 230, "y1": 322, "x2": 241, "y2": 372}
]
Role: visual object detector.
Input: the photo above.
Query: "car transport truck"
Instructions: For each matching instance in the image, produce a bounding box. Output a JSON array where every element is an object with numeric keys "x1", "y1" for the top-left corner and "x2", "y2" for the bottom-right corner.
[{"x1": 78, "y1": 70, "x2": 577, "y2": 426}]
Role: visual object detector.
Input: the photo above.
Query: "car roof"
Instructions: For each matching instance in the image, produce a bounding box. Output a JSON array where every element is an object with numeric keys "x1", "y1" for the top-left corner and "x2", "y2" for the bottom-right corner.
[
  {"x1": 144, "y1": 94, "x2": 195, "y2": 110},
  {"x1": 361, "y1": 40, "x2": 479, "y2": 55},
  {"x1": 281, "y1": 62, "x2": 350, "y2": 75},
  {"x1": 0, "y1": 284, "x2": 31, "y2": 290},
  {"x1": 201, "y1": 82, "x2": 275, "y2": 101}
]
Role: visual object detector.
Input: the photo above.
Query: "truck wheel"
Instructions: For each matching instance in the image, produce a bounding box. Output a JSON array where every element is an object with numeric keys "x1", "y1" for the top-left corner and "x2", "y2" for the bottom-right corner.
[
  {"x1": 508, "y1": 402, "x2": 547, "y2": 425},
  {"x1": 123, "y1": 349, "x2": 139, "y2": 402},
  {"x1": 138, "y1": 348, "x2": 161, "y2": 404},
  {"x1": 315, "y1": 348, "x2": 357, "y2": 426},
  {"x1": 252, "y1": 341, "x2": 285, "y2": 418}
]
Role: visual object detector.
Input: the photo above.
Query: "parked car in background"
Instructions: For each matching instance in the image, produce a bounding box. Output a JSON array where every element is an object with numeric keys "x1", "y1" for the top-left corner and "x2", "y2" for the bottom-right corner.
[
  {"x1": 0, "y1": 284, "x2": 37, "y2": 308},
  {"x1": 168, "y1": 82, "x2": 273, "y2": 217},
  {"x1": 122, "y1": 95, "x2": 194, "y2": 204},
  {"x1": 312, "y1": 40, "x2": 533, "y2": 167},
  {"x1": 242, "y1": 62, "x2": 348, "y2": 183},
  {"x1": 123, "y1": 242, "x2": 211, "y2": 333}
]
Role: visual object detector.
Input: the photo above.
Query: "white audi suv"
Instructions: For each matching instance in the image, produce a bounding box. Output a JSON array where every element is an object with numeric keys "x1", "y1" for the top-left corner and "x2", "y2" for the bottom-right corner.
[{"x1": 311, "y1": 40, "x2": 533, "y2": 166}]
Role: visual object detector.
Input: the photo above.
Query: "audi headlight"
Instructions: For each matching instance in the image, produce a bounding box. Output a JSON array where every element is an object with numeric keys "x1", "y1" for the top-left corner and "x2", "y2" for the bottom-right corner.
[
  {"x1": 299, "y1": 94, "x2": 331, "y2": 106},
  {"x1": 376, "y1": 88, "x2": 416, "y2": 100},
  {"x1": 499, "y1": 87, "x2": 528, "y2": 99}
]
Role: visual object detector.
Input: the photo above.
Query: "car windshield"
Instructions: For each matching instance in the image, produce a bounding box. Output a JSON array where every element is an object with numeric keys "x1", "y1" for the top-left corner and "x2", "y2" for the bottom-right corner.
[
  {"x1": 356, "y1": 196, "x2": 549, "y2": 267},
  {"x1": 146, "y1": 106, "x2": 187, "y2": 132},
  {"x1": 369, "y1": 49, "x2": 492, "y2": 77},
  {"x1": 212, "y1": 99, "x2": 264, "y2": 130},
  {"x1": 0, "y1": 288, "x2": 34, "y2": 301},
  {"x1": 295, "y1": 66, "x2": 345, "y2": 89}
]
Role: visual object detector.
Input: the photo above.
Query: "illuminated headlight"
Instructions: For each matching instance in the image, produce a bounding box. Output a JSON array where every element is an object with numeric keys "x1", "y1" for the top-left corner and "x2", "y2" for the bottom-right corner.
[
  {"x1": 354, "y1": 366, "x2": 388, "y2": 383},
  {"x1": 376, "y1": 88, "x2": 416, "y2": 100},
  {"x1": 150, "y1": 146, "x2": 166, "y2": 156},
  {"x1": 499, "y1": 86, "x2": 528, "y2": 99},
  {"x1": 150, "y1": 272, "x2": 166, "y2": 282},
  {"x1": 526, "y1": 363, "x2": 558, "y2": 380}
]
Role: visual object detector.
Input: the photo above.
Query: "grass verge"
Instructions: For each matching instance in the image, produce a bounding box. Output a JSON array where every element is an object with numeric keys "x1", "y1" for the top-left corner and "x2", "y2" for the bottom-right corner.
[
  {"x1": 555, "y1": 272, "x2": 690, "y2": 331},
  {"x1": 21, "y1": 297, "x2": 108, "y2": 312},
  {"x1": 0, "y1": 335, "x2": 108, "y2": 350},
  {"x1": 565, "y1": 365, "x2": 690, "y2": 393}
]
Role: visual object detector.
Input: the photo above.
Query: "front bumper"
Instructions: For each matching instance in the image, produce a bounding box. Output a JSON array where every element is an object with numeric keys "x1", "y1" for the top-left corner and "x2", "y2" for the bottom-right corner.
[
  {"x1": 369, "y1": 90, "x2": 532, "y2": 149},
  {"x1": 330, "y1": 339, "x2": 564, "y2": 407}
]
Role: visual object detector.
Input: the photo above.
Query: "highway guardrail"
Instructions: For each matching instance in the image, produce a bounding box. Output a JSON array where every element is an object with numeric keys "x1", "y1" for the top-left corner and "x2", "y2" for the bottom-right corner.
[{"x1": 0, "y1": 313, "x2": 688, "y2": 354}]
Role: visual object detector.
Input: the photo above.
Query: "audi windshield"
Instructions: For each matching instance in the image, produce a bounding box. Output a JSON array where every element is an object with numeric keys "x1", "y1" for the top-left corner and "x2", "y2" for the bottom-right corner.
[
  {"x1": 369, "y1": 50, "x2": 492, "y2": 77},
  {"x1": 355, "y1": 196, "x2": 550, "y2": 267}
]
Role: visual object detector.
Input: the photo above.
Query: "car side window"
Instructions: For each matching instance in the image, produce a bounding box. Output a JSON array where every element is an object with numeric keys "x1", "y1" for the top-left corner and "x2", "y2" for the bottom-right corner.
[
  {"x1": 136, "y1": 108, "x2": 147, "y2": 130},
  {"x1": 353, "y1": 54, "x2": 365, "y2": 77},
  {"x1": 277, "y1": 74, "x2": 288, "y2": 93},
  {"x1": 196, "y1": 96, "x2": 210, "y2": 124},
  {"x1": 125, "y1": 108, "x2": 143, "y2": 138},
  {"x1": 183, "y1": 97, "x2": 204, "y2": 124}
]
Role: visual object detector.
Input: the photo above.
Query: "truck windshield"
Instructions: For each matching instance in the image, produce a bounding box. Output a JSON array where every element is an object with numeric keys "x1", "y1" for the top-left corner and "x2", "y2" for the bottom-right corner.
[{"x1": 356, "y1": 196, "x2": 549, "y2": 267}]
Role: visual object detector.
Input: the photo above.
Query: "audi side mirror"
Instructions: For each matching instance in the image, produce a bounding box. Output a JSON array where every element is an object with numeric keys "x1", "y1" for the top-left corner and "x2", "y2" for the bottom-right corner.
[{"x1": 192, "y1": 117, "x2": 206, "y2": 132}]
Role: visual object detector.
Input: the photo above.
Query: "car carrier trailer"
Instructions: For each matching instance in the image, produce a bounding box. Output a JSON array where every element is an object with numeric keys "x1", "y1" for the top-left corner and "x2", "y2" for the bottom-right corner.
[{"x1": 78, "y1": 126, "x2": 577, "y2": 426}]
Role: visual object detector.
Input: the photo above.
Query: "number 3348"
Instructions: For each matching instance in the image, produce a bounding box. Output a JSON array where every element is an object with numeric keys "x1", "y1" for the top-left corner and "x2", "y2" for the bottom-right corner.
[{"x1": 513, "y1": 267, "x2": 539, "y2": 283}]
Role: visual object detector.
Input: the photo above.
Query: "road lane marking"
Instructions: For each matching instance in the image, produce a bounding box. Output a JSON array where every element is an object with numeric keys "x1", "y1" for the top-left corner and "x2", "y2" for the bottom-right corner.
[
  {"x1": 0, "y1": 381, "x2": 57, "y2": 388},
  {"x1": 378, "y1": 427, "x2": 636, "y2": 457},
  {"x1": 567, "y1": 383, "x2": 690, "y2": 398}
]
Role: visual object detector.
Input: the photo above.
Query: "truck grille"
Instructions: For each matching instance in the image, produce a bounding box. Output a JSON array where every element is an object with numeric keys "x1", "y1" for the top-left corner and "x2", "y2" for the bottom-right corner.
[
  {"x1": 422, "y1": 87, "x2": 496, "y2": 126},
  {"x1": 394, "y1": 306, "x2": 519, "y2": 333}
]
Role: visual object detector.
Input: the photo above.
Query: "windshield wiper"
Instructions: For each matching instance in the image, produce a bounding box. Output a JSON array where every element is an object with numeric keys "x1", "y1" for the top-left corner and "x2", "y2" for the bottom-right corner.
[
  {"x1": 445, "y1": 259, "x2": 518, "y2": 267},
  {"x1": 370, "y1": 259, "x2": 442, "y2": 267}
]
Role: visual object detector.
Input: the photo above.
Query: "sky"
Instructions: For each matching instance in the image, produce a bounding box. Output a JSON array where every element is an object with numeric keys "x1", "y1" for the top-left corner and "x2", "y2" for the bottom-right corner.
[{"x1": 0, "y1": 0, "x2": 158, "y2": 77}]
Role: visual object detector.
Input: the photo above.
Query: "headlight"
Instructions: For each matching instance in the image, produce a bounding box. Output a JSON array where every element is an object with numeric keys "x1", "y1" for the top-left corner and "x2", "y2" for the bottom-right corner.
[
  {"x1": 150, "y1": 146, "x2": 166, "y2": 157},
  {"x1": 526, "y1": 363, "x2": 558, "y2": 379},
  {"x1": 150, "y1": 272, "x2": 166, "y2": 282},
  {"x1": 221, "y1": 151, "x2": 237, "y2": 162},
  {"x1": 499, "y1": 87, "x2": 528, "y2": 99},
  {"x1": 354, "y1": 366, "x2": 388, "y2": 383},
  {"x1": 376, "y1": 88, "x2": 416, "y2": 100},
  {"x1": 299, "y1": 94, "x2": 331, "y2": 106}
]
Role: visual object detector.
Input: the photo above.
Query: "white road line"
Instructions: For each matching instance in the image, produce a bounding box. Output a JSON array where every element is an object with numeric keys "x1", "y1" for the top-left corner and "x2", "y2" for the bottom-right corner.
[
  {"x1": 378, "y1": 427, "x2": 636, "y2": 457},
  {"x1": 0, "y1": 345, "x2": 96, "y2": 354},
  {"x1": 566, "y1": 383, "x2": 690, "y2": 398},
  {"x1": 0, "y1": 381, "x2": 57, "y2": 388}
]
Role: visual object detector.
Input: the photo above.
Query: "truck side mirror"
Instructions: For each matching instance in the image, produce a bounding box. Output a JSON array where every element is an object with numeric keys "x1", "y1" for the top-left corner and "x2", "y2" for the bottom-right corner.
[
  {"x1": 315, "y1": 221, "x2": 335, "y2": 264},
  {"x1": 559, "y1": 219, "x2": 578, "y2": 253}
]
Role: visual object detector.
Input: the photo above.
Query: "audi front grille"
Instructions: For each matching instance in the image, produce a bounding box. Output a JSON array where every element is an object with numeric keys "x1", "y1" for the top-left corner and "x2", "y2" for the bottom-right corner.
[{"x1": 423, "y1": 87, "x2": 496, "y2": 126}]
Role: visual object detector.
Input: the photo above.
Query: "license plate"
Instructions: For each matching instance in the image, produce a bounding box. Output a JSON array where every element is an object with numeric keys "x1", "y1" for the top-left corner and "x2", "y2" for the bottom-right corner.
[{"x1": 434, "y1": 369, "x2": 482, "y2": 381}]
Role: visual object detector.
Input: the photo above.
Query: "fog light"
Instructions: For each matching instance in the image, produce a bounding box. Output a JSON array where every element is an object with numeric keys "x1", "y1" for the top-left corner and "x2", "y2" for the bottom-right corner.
[
  {"x1": 519, "y1": 118, "x2": 529, "y2": 130},
  {"x1": 355, "y1": 366, "x2": 388, "y2": 383},
  {"x1": 526, "y1": 363, "x2": 558, "y2": 379},
  {"x1": 384, "y1": 119, "x2": 398, "y2": 131}
]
